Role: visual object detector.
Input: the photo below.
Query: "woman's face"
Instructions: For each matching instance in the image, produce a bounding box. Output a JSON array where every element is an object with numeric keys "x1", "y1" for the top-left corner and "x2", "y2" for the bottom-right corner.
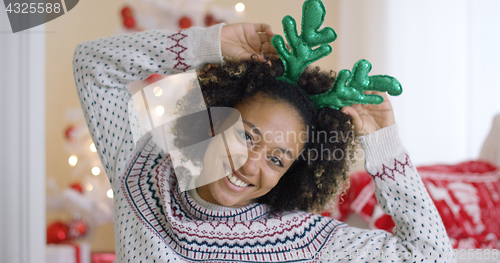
[{"x1": 196, "y1": 94, "x2": 307, "y2": 208}]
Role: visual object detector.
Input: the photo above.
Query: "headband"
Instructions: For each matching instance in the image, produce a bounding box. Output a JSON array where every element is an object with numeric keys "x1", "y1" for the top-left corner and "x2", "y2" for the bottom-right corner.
[{"x1": 271, "y1": 0, "x2": 402, "y2": 110}]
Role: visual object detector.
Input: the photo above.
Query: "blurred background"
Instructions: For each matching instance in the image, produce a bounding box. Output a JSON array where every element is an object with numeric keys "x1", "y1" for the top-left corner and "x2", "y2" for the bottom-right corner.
[{"x1": 1, "y1": 0, "x2": 500, "y2": 262}]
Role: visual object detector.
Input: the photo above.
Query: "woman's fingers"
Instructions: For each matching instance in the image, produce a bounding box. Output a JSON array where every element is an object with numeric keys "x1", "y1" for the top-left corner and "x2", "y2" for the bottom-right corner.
[
  {"x1": 253, "y1": 23, "x2": 274, "y2": 37},
  {"x1": 255, "y1": 24, "x2": 276, "y2": 55},
  {"x1": 222, "y1": 23, "x2": 278, "y2": 61},
  {"x1": 260, "y1": 42, "x2": 277, "y2": 54}
]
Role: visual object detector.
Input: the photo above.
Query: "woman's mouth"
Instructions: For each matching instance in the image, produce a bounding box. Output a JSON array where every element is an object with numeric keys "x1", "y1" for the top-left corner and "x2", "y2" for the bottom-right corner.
[{"x1": 223, "y1": 163, "x2": 252, "y2": 188}]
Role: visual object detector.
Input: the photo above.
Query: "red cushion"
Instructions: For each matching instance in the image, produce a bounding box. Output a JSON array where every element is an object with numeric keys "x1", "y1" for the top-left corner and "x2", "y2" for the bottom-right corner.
[{"x1": 330, "y1": 160, "x2": 500, "y2": 249}]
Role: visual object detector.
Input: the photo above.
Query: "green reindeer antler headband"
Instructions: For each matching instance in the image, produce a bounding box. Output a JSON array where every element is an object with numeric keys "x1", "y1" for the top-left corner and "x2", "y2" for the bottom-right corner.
[{"x1": 271, "y1": 0, "x2": 403, "y2": 110}]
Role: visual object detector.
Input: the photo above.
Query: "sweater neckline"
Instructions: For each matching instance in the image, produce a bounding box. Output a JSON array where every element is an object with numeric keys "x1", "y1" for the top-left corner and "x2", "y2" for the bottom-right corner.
[
  {"x1": 187, "y1": 188, "x2": 238, "y2": 211},
  {"x1": 175, "y1": 184, "x2": 271, "y2": 221}
]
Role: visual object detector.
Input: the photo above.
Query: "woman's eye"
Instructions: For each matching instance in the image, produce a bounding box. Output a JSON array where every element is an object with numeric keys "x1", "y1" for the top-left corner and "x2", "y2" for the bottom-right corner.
[
  {"x1": 244, "y1": 132, "x2": 252, "y2": 143},
  {"x1": 269, "y1": 156, "x2": 284, "y2": 167},
  {"x1": 237, "y1": 130, "x2": 253, "y2": 145}
]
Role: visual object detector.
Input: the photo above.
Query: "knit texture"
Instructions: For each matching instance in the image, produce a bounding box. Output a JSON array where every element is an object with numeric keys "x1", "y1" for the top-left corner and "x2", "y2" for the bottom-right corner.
[{"x1": 73, "y1": 25, "x2": 456, "y2": 262}]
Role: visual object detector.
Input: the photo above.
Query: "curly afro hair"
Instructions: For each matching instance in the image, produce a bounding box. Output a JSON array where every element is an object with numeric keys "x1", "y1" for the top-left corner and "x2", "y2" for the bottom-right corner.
[{"x1": 172, "y1": 56, "x2": 356, "y2": 213}]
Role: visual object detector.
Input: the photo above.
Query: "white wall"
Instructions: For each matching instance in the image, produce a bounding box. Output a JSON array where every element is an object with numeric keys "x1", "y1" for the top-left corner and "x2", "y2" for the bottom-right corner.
[
  {"x1": 335, "y1": 0, "x2": 500, "y2": 166},
  {"x1": 467, "y1": 0, "x2": 500, "y2": 161}
]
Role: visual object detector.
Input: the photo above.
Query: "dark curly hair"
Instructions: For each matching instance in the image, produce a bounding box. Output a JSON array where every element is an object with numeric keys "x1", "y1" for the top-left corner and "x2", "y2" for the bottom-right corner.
[{"x1": 172, "y1": 56, "x2": 356, "y2": 213}]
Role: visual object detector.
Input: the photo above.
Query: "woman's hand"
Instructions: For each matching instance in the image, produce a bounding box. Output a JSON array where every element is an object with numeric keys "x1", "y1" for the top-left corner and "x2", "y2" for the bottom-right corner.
[
  {"x1": 341, "y1": 91, "x2": 395, "y2": 134},
  {"x1": 221, "y1": 23, "x2": 276, "y2": 61}
]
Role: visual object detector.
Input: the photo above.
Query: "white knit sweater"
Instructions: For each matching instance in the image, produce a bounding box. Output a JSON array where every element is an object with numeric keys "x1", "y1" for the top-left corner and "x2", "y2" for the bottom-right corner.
[{"x1": 73, "y1": 24, "x2": 456, "y2": 262}]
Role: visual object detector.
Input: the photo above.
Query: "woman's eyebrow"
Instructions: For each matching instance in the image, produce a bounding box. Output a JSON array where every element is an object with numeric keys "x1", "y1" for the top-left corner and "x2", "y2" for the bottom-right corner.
[{"x1": 243, "y1": 120, "x2": 261, "y2": 137}]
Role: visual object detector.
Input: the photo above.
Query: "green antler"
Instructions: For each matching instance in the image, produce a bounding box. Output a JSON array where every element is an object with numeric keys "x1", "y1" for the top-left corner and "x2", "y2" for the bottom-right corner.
[
  {"x1": 272, "y1": 0, "x2": 403, "y2": 110},
  {"x1": 310, "y1": 59, "x2": 403, "y2": 110},
  {"x1": 271, "y1": 0, "x2": 337, "y2": 85}
]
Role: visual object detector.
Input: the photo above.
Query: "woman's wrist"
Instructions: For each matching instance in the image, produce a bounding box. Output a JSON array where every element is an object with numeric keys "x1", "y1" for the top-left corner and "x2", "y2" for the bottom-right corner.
[
  {"x1": 359, "y1": 123, "x2": 407, "y2": 171},
  {"x1": 190, "y1": 23, "x2": 225, "y2": 65}
]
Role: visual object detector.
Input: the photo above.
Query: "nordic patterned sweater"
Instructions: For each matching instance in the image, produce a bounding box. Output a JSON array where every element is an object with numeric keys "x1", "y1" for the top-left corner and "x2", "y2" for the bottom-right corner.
[{"x1": 73, "y1": 24, "x2": 456, "y2": 262}]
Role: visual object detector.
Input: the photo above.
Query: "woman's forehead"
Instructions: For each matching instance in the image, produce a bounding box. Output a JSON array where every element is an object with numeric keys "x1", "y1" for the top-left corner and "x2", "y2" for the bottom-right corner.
[{"x1": 236, "y1": 96, "x2": 307, "y2": 152}]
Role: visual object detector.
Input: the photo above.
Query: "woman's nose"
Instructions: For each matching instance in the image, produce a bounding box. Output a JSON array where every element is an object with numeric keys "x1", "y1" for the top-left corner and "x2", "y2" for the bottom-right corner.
[{"x1": 238, "y1": 149, "x2": 261, "y2": 176}]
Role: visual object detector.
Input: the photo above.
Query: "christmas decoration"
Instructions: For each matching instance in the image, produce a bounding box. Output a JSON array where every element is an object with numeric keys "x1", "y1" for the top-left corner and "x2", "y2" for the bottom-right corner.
[
  {"x1": 272, "y1": 0, "x2": 402, "y2": 110},
  {"x1": 121, "y1": 6, "x2": 137, "y2": 29},
  {"x1": 115, "y1": 0, "x2": 244, "y2": 99},
  {"x1": 46, "y1": 243, "x2": 92, "y2": 263},
  {"x1": 47, "y1": 221, "x2": 69, "y2": 244},
  {"x1": 178, "y1": 16, "x2": 192, "y2": 29},
  {"x1": 123, "y1": 17, "x2": 136, "y2": 29},
  {"x1": 70, "y1": 182, "x2": 83, "y2": 193},
  {"x1": 204, "y1": 14, "x2": 221, "y2": 27},
  {"x1": 47, "y1": 108, "x2": 114, "y2": 248},
  {"x1": 117, "y1": 0, "x2": 242, "y2": 32},
  {"x1": 146, "y1": 73, "x2": 163, "y2": 84},
  {"x1": 67, "y1": 218, "x2": 88, "y2": 240},
  {"x1": 121, "y1": 6, "x2": 132, "y2": 17},
  {"x1": 65, "y1": 125, "x2": 78, "y2": 144}
]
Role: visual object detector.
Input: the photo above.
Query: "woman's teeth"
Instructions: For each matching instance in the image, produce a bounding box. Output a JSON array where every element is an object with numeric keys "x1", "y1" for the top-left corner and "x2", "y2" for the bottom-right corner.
[{"x1": 225, "y1": 167, "x2": 250, "y2": 187}]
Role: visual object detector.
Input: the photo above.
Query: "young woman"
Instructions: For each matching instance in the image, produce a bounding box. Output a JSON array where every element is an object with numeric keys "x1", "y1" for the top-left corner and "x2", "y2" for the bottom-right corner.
[{"x1": 73, "y1": 23, "x2": 455, "y2": 262}]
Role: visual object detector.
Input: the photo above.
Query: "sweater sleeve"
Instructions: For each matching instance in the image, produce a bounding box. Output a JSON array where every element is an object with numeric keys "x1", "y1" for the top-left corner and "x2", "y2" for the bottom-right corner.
[
  {"x1": 322, "y1": 124, "x2": 456, "y2": 262},
  {"x1": 72, "y1": 24, "x2": 224, "y2": 183}
]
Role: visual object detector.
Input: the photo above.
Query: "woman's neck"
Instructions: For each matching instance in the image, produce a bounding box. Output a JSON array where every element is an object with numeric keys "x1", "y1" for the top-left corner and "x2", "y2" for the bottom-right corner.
[{"x1": 188, "y1": 188, "x2": 237, "y2": 211}]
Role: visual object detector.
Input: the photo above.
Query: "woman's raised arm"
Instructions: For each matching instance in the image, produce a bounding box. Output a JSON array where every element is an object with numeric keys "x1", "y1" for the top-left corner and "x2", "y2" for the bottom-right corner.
[
  {"x1": 72, "y1": 25, "x2": 225, "y2": 183},
  {"x1": 320, "y1": 95, "x2": 456, "y2": 262},
  {"x1": 72, "y1": 23, "x2": 275, "y2": 183}
]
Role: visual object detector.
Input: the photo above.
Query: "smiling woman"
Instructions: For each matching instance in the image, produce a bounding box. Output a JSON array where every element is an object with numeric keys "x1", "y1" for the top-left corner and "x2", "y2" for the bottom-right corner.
[
  {"x1": 73, "y1": 21, "x2": 455, "y2": 263},
  {"x1": 172, "y1": 58, "x2": 354, "y2": 212}
]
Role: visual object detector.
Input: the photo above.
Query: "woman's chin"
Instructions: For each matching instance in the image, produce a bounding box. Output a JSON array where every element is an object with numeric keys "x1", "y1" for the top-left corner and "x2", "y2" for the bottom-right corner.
[{"x1": 211, "y1": 178, "x2": 251, "y2": 208}]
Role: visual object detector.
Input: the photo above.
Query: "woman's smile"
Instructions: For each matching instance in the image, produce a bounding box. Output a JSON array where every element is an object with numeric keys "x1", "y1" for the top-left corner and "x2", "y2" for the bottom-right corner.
[{"x1": 223, "y1": 162, "x2": 253, "y2": 189}]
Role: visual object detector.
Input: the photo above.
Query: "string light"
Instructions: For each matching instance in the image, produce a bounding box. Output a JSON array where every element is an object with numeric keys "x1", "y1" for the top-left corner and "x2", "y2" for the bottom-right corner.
[
  {"x1": 235, "y1": 3, "x2": 245, "y2": 12},
  {"x1": 90, "y1": 143, "x2": 97, "y2": 152},
  {"x1": 86, "y1": 184, "x2": 93, "y2": 191},
  {"x1": 69, "y1": 155, "x2": 78, "y2": 166},
  {"x1": 153, "y1": 86, "x2": 163, "y2": 97},
  {"x1": 107, "y1": 189, "x2": 114, "y2": 198},
  {"x1": 92, "y1": 166, "x2": 101, "y2": 176},
  {"x1": 155, "y1": 106, "x2": 165, "y2": 116}
]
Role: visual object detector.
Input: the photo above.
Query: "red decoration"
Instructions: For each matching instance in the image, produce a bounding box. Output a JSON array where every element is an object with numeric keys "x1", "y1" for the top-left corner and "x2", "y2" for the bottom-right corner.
[
  {"x1": 123, "y1": 17, "x2": 136, "y2": 29},
  {"x1": 47, "y1": 221, "x2": 69, "y2": 244},
  {"x1": 65, "y1": 125, "x2": 77, "y2": 144},
  {"x1": 205, "y1": 14, "x2": 224, "y2": 26},
  {"x1": 204, "y1": 14, "x2": 222, "y2": 27},
  {"x1": 320, "y1": 210, "x2": 331, "y2": 217},
  {"x1": 121, "y1": 5, "x2": 138, "y2": 30},
  {"x1": 204, "y1": 14, "x2": 215, "y2": 27},
  {"x1": 178, "y1": 16, "x2": 192, "y2": 29},
  {"x1": 70, "y1": 182, "x2": 83, "y2": 193},
  {"x1": 92, "y1": 253, "x2": 116, "y2": 263},
  {"x1": 146, "y1": 73, "x2": 162, "y2": 84},
  {"x1": 67, "y1": 219, "x2": 88, "y2": 240},
  {"x1": 121, "y1": 6, "x2": 132, "y2": 18},
  {"x1": 331, "y1": 160, "x2": 500, "y2": 249}
]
